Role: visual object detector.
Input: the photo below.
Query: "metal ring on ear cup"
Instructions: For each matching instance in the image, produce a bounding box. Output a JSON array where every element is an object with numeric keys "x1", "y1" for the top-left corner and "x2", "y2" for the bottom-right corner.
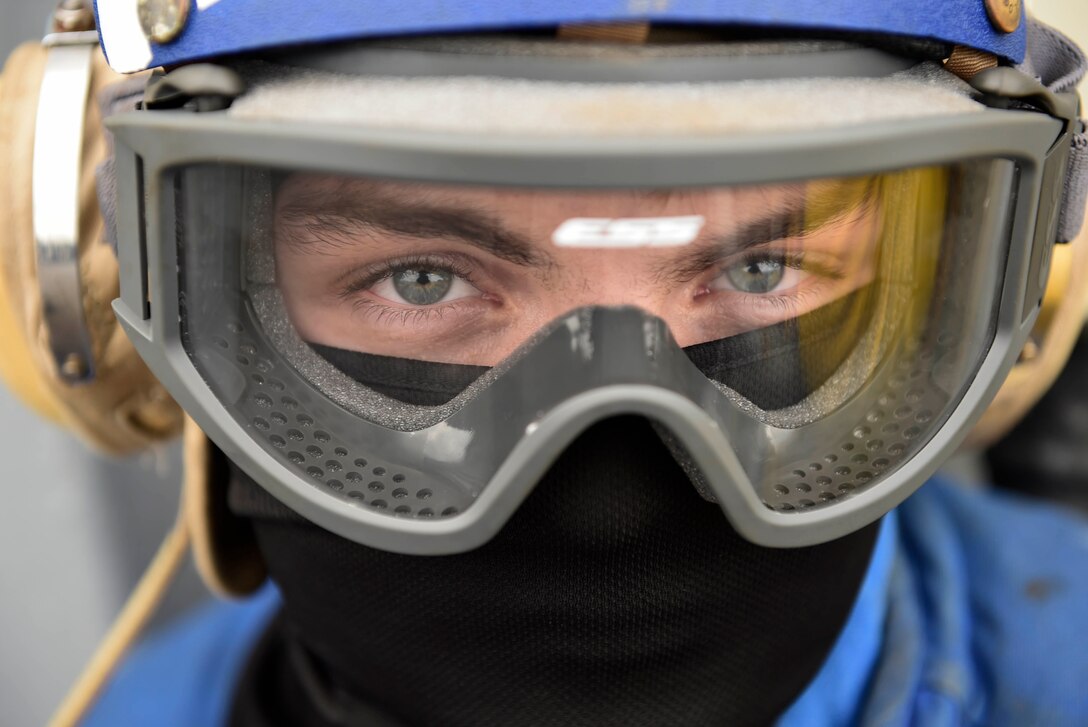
[{"x1": 32, "y1": 32, "x2": 100, "y2": 383}]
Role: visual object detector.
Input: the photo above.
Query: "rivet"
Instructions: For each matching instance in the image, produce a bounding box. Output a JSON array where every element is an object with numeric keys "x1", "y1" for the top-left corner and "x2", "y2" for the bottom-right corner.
[
  {"x1": 137, "y1": 0, "x2": 191, "y2": 44},
  {"x1": 984, "y1": 0, "x2": 1021, "y2": 34},
  {"x1": 60, "y1": 353, "x2": 87, "y2": 379},
  {"x1": 1017, "y1": 337, "x2": 1040, "y2": 363}
]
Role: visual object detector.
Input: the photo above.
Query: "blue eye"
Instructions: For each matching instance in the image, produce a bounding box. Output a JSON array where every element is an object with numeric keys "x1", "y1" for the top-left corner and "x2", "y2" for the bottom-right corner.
[
  {"x1": 391, "y1": 268, "x2": 454, "y2": 305},
  {"x1": 725, "y1": 258, "x2": 785, "y2": 294}
]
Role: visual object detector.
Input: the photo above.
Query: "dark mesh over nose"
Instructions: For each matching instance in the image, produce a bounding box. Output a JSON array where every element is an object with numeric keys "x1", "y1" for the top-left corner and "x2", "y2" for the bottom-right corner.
[{"x1": 230, "y1": 416, "x2": 880, "y2": 727}]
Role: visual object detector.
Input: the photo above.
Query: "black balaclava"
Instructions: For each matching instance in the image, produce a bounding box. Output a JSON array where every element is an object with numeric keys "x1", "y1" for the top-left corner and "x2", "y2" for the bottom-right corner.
[{"x1": 228, "y1": 408, "x2": 880, "y2": 726}]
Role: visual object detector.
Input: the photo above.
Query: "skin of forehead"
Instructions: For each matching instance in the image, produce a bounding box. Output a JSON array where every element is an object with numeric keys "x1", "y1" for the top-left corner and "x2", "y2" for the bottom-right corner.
[{"x1": 275, "y1": 174, "x2": 819, "y2": 245}]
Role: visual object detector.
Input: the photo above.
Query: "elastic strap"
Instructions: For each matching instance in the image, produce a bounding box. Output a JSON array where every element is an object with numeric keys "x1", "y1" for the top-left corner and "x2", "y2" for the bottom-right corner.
[{"x1": 1022, "y1": 17, "x2": 1088, "y2": 243}]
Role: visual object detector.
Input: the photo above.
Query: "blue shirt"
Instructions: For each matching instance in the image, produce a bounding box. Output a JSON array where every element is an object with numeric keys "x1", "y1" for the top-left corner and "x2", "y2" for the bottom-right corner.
[{"x1": 83, "y1": 476, "x2": 1088, "y2": 726}]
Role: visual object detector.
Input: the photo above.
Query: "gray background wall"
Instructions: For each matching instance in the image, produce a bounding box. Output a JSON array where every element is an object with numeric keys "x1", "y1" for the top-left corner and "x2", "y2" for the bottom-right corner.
[{"x1": 0, "y1": 2, "x2": 1085, "y2": 726}]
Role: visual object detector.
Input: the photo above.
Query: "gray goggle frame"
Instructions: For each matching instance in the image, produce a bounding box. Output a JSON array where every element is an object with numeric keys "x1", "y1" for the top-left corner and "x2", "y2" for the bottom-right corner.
[{"x1": 107, "y1": 89, "x2": 1068, "y2": 554}]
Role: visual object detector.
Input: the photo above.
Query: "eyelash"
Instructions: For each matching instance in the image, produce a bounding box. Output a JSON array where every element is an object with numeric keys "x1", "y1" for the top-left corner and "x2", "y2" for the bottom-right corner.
[{"x1": 338, "y1": 253, "x2": 483, "y2": 323}]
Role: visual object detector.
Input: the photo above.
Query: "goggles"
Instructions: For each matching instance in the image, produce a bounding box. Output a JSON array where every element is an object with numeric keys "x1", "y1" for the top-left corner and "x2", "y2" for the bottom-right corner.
[{"x1": 108, "y1": 42, "x2": 1080, "y2": 554}]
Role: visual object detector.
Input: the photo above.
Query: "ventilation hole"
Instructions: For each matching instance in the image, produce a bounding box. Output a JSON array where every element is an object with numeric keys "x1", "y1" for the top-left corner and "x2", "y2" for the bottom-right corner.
[
  {"x1": 269, "y1": 379, "x2": 285, "y2": 392},
  {"x1": 392, "y1": 488, "x2": 408, "y2": 499},
  {"x1": 271, "y1": 412, "x2": 287, "y2": 425},
  {"x1": 888, "y1": 443, "x2": 906, "y2": 456},
  {"x1": 269, "y1": 435, "x2": 286, "y2": 448},
  {"x1": 824, "y1": 454, "x2": 838, "y2": 463},
  {"x1": 867, "y1": 439, "x2": 884, "y2": 451},
  {"x1": 890, "y1": 374, "x2": 907, "y2": 387},
  {"x1": 834, "y1": 466, "x2": 851, "y2": 477},
  {"x1": 866, "y1": 410, "x2": 885, "y2": 423},
  {"x1": 808, "y1": 462, "x2": 822, "y2": 472},
  {"x1": 856, "y1": 471, "x2": 874, "y2": 483},
  {"x1": 306, "y1": 445, "x2": 323, "y2": 458},
  {"x1": 419, "y1": 508, "x2": 435, "y2": 517},
  {"x1": 798, "y1": 499, "x2": 815, "y2": 508},
  {"x1": 306, "y1": 467, "x2": 323, "y2": 479},
  {"x1": 853, "y1": 426, "x2": 870, "y2": 439},
  {"x1": 395, "y1": 506, "x2": 411, "y2": 515},
  {"x1": 325, "y1": 460, "x2": 342, "y2": 473},
  {"x1": 915, "y1": 411, "x2": 933, "y2": 424},
  {"x1": 373, "y1": 466, "x2": 386, "y2": 476},
  {"x1": 773, "y1": 484, "x2": 789, "y2": 495},
  {"x1": 236, "y1": 355, "x2": 250, "y2": 366},
  {"x1": 882, "y1": 423, "x2": 900, "y2": 434},
  {"x1": 314, "y1": 431, "x2": 330, "y2": 443},
  {"x1": 368, "y1": 481, "x2": 384, "y2": 492},
  {"x1": 251, "y1": 374, "x2": 265, "y2": 385},
  {"x1": 239, "y1": 343, "x2": 257, "y2": 356},
  {"x1": 213, "y1": 336, "x2": 229, "y2": 349},
  {"x1": 791, "y1": 469, "x2": 806, "y2": 479},
  {"x1": 815, "y1": 476, "x2": 832, "y2": 487},
  {"x1": 838, "y1": 483, "x2": 855, "y2": 493},
  {"x1": 878, "y1": 394, "x2": 895, "y2": 406},
  {"x1": 297, "y1": 414, "x2": 313, "y2": 427},
  {"x1": 841, "y1": 442, "x2": 855, "y2": 452},
  {"x1": 335, "y1": 447, "x2": 348, "y2": 457},
  {"x1": 851, "y1": 454, "x2": 868, "y2": 464},
  {"x1": 904, "y1": 426, "x2": 921, "y2": 440},
  {"x1": 287, "y1": 451, "x2": 305, "y2": 464},
  {"x1": 286, "y1": 429, "x2": 303, "y2": 441},
  {"x1": 281, "y1": 398, "x2": 299, "y2": 411},
  {"x1": 873, "y1": 458, "x2": 890, "y2": 469},
  {"x1": 441, "y1": 507, "x2": 459, "y2": 517},
  {"x1": 253, "y1": 394, "x2": 273, "y2": 408},
  {"x1": 326, "y1": 479, "x2": 343, "y2": 491},
  {"x1": 796, "y1": 482, "x2": 812, "y2": 493},
  {"x1": 909, "y1": 369, "x2": 924, "y2": 380},
  {"x1": 818, "y1": 491, "x2": 836, "y2": 501},
  {"x1": 354, "y1": 458, "x2": 368, "y2": 468},
  {"x1": 253, "y1": 417, "x2": 270, "y2": 431},
  {"x1": 777, "y1": 503, "x2": 795, "y2": 512},
  {"x1": 227, "y1": 321, "x2": 243, "y2": 333},
  {"x1": 256, "y1": 359, "x2": 274, "y2": 373},
  {"x1": 895, "y1": 405, "x2": 913, "y2": 419},
  {"x1": 392, "y1": 474, "x2": 406, "y2": 483},
  {"x1": 371, "y1": 500, "x2": 388, "y2": 510},
  {"x1": 416, "y1": 489, "x2": 432, "y2": 500},
  {"x1": 346, "y1": 472, "x2": 363, "y2": 484},
  {"x1": 348, "y1": 491, "x2": 364, "y2": 500}
]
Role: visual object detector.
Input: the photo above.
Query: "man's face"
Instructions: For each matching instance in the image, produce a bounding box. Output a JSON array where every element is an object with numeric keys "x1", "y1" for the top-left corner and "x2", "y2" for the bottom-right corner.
[{"x1": 273, "y1": 174, "x2": 880, "y2": 365}]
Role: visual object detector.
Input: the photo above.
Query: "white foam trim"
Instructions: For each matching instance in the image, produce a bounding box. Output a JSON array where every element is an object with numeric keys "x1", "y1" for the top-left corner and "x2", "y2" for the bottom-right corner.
[
  {"x1": 197, "y1": 0, "x2": 223, "y2": 9},
  {"x1": 96, "y1": 0, "x2": 152, "y2": 73},
  {"x1": 553, "y1": 216, "x2": 705, "y2": 247},
  {"x1": 230, "y1": 64, "x2": 983, "y2": 136}
]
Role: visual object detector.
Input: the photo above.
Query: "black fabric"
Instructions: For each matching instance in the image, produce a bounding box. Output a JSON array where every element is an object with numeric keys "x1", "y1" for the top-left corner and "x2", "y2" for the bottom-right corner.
[
  {"x1": 228, "y1": 416, "x2": 880, "y2": 727},
  {"x1": 310, "y1": 286, "x2": 872, "y2": 409},
  {"x1": 987, "y1": 332, "x2": 1088, "y2": 514}
]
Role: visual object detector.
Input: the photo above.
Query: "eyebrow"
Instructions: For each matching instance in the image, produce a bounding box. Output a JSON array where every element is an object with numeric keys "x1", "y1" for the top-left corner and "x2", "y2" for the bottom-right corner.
[
  {"x1": 276, "y1": 191, "x2": 549, "y2": 268},
  {"x1": 660, "y1": 181, "x2": 879, "y2": 283}
]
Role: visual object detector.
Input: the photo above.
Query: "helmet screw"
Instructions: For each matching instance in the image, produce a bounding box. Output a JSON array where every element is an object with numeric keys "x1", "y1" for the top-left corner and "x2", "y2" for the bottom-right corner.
[
  {"x1": 137, "y1": 0, "x2": 191, "y2": 44},
  {"x1": 52, "y1": 0, "x2": 95, "y2": 33}
]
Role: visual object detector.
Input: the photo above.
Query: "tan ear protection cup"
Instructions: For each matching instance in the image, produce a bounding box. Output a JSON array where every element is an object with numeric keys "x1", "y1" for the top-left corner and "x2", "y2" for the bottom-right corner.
[
  {"x1": 0, "y1": 41, "x2": 262, "y2": 599},
  {"x1": 0, "y1": 41, "x2": 184, "y2": 456},
  {"x1": 963, "y1": 194, "x2": 1088, "y2": 450},
  {"x1": 184, "y1": 416, "x2": 268, "y2": 597}
]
